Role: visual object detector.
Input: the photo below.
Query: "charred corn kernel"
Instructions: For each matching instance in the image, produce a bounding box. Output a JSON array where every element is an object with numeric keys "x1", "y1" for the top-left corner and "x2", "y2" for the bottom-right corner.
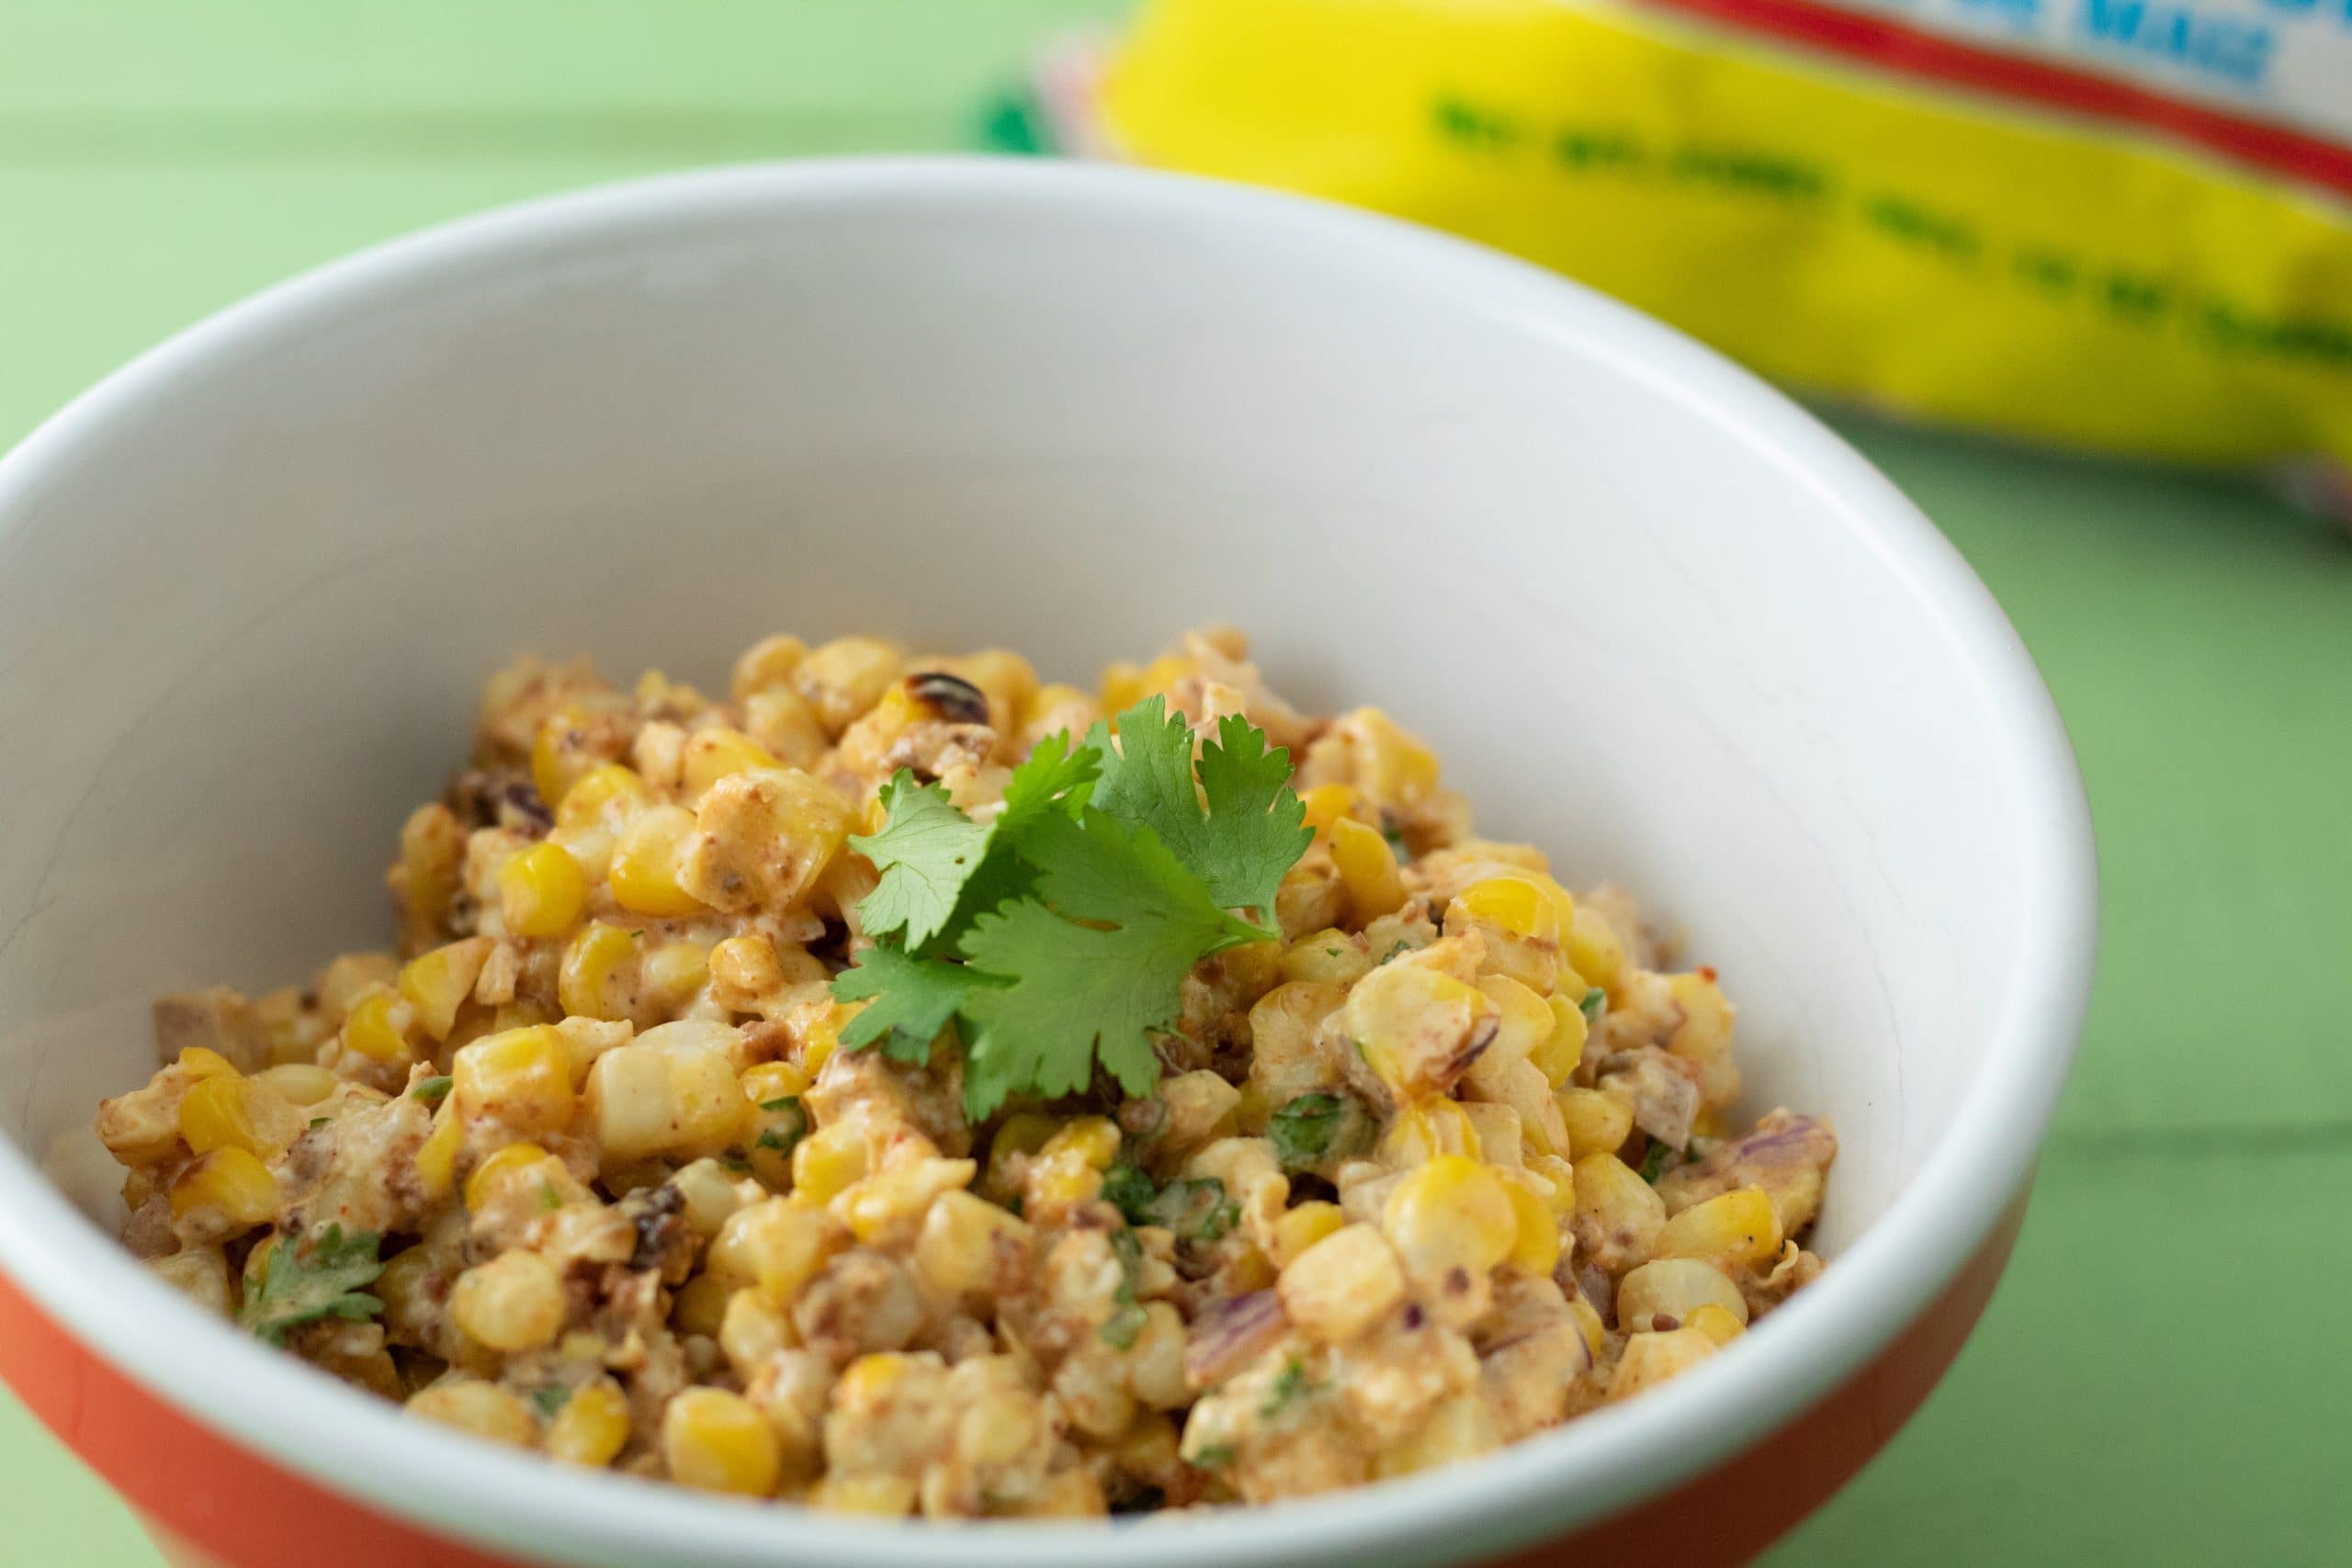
[
  {"x1": 556, "y1": 761, "x2": 651, "y2": 832},
  {"x1": 1526, "y1": 1154, "x2": 1579, "y2": 1218},
  {"x1": 1556, "y1": 1087, "x2": 1634, "y2": 1156},
  {"x1": 1040, "y1": 1116, "x2": 1120, "y2": 1172},
  {"x1": 1666, "y1": 970, "x2": 1741, "y2": 1108},
  {"x1": 546, "y1": 1379, "x2": 631, "y2": 1467},
  {"x1": 465, "y1": 1142, "x2": 551, "y2": 1211},
  {"x1": 1565, "y1": 905, "x2": 1629, "y2": 997},
  {"x1": 841, "y1": 1157, "x2": 978, "y2": 1247},
  {"x1": 1532, "y1": 993, "x2": 1590, "y2": 1086},
  {"x1": 1383, "y1": 1156, "x2": 1516, "y2": 1280},
  {"x1": 731, "y1": 634, "x2": 808, "y2": 699},
  {"x1": 175, "y1": 1045, "x2": 239, "y2": 1080},
  {"x1": 1618, "y1": 1258, "x2": 1749, "y2": 1334},
  {"x1": 1347, "y1": 963, "x2": 1495, "y2": 1101},
  {"x1": 662, "y1": 1388, "x2": 781, "y2": 1496},
  {"x1": 399, "y1": 938, "x2": 493, "y2": 1042},
  {"x1": 451, "y1": 1250, "x2": 567, "y2": 1352},
  {"x1": 1376, "y1": 1099, "x2": 1485, "y2": 1166},
  {"x1": 585, "y1": 1042, "x2": 750, "y2": 1163},
  {"x1": 1298, "y1": 784, "x2": 1361, "y2": 840},
  {"x1": 413, "y1": 1105, "x2": 464, "y2": 1197},
  {"x1": 1655, "y1": 1186, "x2": 1783, "y2": 1270},
  {"x1": 1271, "y1": 1200, "x2": 1348, "y2": 1267},
  {"x1": 452, "y1": 1025, "x2": 574, "y2": 1136},
  {"x1": 611, "y1": 805, "x2": 705, "y2": 918},
  {"x1": 179, "y1": 1074, "x2": 287, "y2": 1158},
  {"x1": 1687, "y1": 1303, "x2": 1745, "y2": 1346},
  {"x1": 1501, "y1": 1175, "x2": 1563, "y2": 1276},
  {"x1": 1610, "y1": 1328, "x2": 1718, "y2": 1402},
  {"x1": 794, "y1": 636, "x2": 903, "y2": 737},
  {"x1": 932, "y1": 648, "x2": 1037, "y2": 726},
  {"x1": 146, "y1": 1247, "x2": 233, "y2": 1315},
  {"x1": 253, "y1": 1063, "x2": 337, "y2": 1106},
  {"x1": 915, "y1": 1190, "x2": 1035, "y2": 1297},
  {"x1": 718, "y1": 1286, "x2": 795, "y2": 1374},
  {"x1": 672, "y1": 1271, "x2": 733, "y2": 1337},
  {"x1": 813, "y1": 1472, "x2": 918, "y2": 1517},
  {"x1": 560, "y1": 922, "x2": 639, "y2": 1022},
  {"x1": 707, "y1": 1199, "x2": 842, "y2": 1303},
  {"x1": 680, "y1": 728, "x2": 780, "y2": 796},
  {"x1": 497, "y1": 842, "x2": 588, "y2": 939},
  {"x1": 407, "y1": 1380, "x2": 539, "y2": 1447},
  {"x1": 644, "y1": 941, "x2": 711, "y2": 1008},
  {"x1": 341, "y1": 989, "x2": 412, "y2": 1063},
  {"x1": 168, "y1": 1147, "x2": 277, "y2": 1228},
  {"x1": 1373, "y1": 1391, "x2": 1501, "y2": 1479},
  {"x1": 791, "y1": 1122, "x2": 869, "y2": 1203},
  {"x1": 1329, "y1": 818, "x2": 1408, "y2": 926},
  {"x1": 709, "y1": 935, "x2": 785, "y2": 1003},
  {"x1": 1278, "y1": 1222, "x2": 1406, "y2": 1342}
]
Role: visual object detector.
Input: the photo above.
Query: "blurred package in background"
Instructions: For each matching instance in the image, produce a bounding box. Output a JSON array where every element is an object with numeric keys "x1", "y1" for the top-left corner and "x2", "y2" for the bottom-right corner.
[{"x1": 1017, "y1": 0, "x2": 2352, "y2": 512}]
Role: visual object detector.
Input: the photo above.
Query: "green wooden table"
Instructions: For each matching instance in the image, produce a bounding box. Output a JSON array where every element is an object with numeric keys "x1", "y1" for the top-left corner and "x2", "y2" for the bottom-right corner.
[{"x1": 4, "y1": 4, "x2": 2346, "y2": 1563}]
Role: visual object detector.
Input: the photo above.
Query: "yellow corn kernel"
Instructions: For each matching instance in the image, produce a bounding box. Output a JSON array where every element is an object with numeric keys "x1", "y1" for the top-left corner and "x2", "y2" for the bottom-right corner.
[
  {"x1": 680, "y1": 728, "x2": 781, "y2": 797},
  {"x1": 718, "y1": 1286, "x2": 796, "y2": 1375},
  {"x1": 741, "y1": 1060, "x2": 813, "y2": 1107},
  {"x1": 1097, "y1": 660, "x2": 1148, "y2": 714},
  {"x1": 1346, "y1": 963, "x2": 1495, "y2": 1101},
  {"x1": 1609, "y1": 1327, "x2": 1718, "y2": 1402},
  {"x1": 1472, "y1": 975, "x2": 1554, "y2": 1076},
  {"x1": 559, "y1": 921, "x2": 639, "y2": 1023},
  {"x1": 1666, "y1": 969, "x2": 1741, "y2": 1109},
  {"x1": 1565, "y1": 1292, "x2": 1607, "y2": 1359},
  {"x1": 1329, "y1": 817, "x2": 1407, "y2": 926},
  {"x1": 341, "y1": 989, "x2": 413, "y2": 1063},
  {"x1": 731, "y1": 633, "x2": 808, "y2": 699},
  {"x1": 555, "y1": 762, "x2": 650, "y2": 832},
  {"x1": 1271, "y1": 1201, "x2": 1348, "y2": 1268},
  {"x1": 452, "y1": 1025, "x2": 574, "y2": 1136},
  {"x1": 1373, "y1": 1391, "x2": 1501, "y2": 1479},
  {"x1": 1382, "y1": 1155, "x2": 1516, "y2": 1280},
  {"x1": 931, "y1": 648, "x2": 1037, "y2": 728},
  {"x1": 1532, "y1": 993, "x2": 1589, "y2": 1087},
  {"x1": 662, "y1": 1388, "x2": 781, "y2": 1496},
  {"x1": 1565, "y1": 905, "x2": 1629, "y2": 997},
  {"x1": 1452, "y1": 878, "x2": 1559, "y2": 943},
  {"x1": 585, "y1": 1042, "x2": 751, "y2": 1164},
  {"x1": 1459, "y1": 1101, "x2": 1524, "y2": 1166},
  {"x1": 1346, "y1": 708, "x2": 1442, "y2": 806},
  {"x1": 1501, "y1": 1176, "x2": 1562, "y2": 1276},
  {"x1": 531, "y1": 707, "x2": 607, "y2": 809},
  {"x1": 464, "y1": 1142, "x2": 552, "y2": 1211},
  {"x1": 546, "y1": 1379, "x2": 631, "y2": 1467},
  {"x1": 709, "y1": 934, "x2": 785, "y2": 1004},
  {"x1": 678, "y1": 769, "x2": 852, "y2": 915},
  {"x1": 813, "y1": 1472, "x2": 919, "y2": 1517},
  {"x1": 397, "y1": 802, "x2": 464, "y2": 935},
  {"x1": 980, "y1": 1111, "x2": 1057, "y2": 1201},
  {"x1": 841, "y1": 1157, "x2": 978, "y2": 1247},
  {"x1": 168, "y1": 1147, "x2": 278, "y2": 1228},
  {"x1": 1556, "y1": 1087, "x2": 1634, "y2": 1157},
  {"x1": 1298, "y1": 783, "x2": 1360, "y2": 840},
  {"x1": 497, "y1": 842, "x2": 588, "y2": 939},
  {"x1": 1376, "y1": 1099, "x2": 1485, "y2": 1167},
  {"x1": 178, "y1": 1075, "x2": 293, "y2": 1159},
  {"x1": 913, "y1": 1190, "x2": 1035, "y2": 1298},
  {"x1": 407, "y1": 1380, "x2": 539, "y2": 1448},
  {"x1": 791, "y1": 1122, "x2": 869, "y2": 1203},
  {"x1": 707, "y1": 1199, "x2": 842, "y2": 1304},
  {"x1": 1039, "y1": 1116, "x2": 1120, "y2": 1172},
  {"x1": 1655, "y1": 1186, "x2": 1784, "y2": 1271},
  {"x1": 610, "y1": 804, "x2": 706, "y2": 919},
  {"x1": 147, "y1": 1247, "x2": 233, "y2": 1315},
  {"x1": 794, "y1": 636, "x2": 903, "y2": 737},
  {"x1": 398, "y1": 938, "x2": 494, "y2": 1043},
  {"x1": 252, "y1": 1063, "x2": 337, "y2": 1106},
  {"x1": 1526, "y1": 1153, "x2": 1579, "y2": 1218},
  {"x1": 799, "y1": 1002, "x2": 847, "y2": 1076},
  {"x1": 741, "y1": 687, "x2": 829, "y2": 771},
  {"x1": 1687, "y1": 1303, "x2": 1746, "y2": 1346},
  {"x1": 1278, "y1": 1222, "x2": 1407, "y2": 1342},
  {"x1": 413, "y1": 1105, "x2": 464, "y2": 1198},
  {"x1": 451, "y1": 1250, "x2": 567, "y2": 1352},
  {"x1": 672, "y1": 1271, "x2": 733, "y2": 1337},
  {"x1": 1617, "y1": 1258, "x2": 1749, "y2": 1334},
  {"x1": 175, "y1": 1045, "x2": 239, "y2": 1080},
  {"x1": 1570, "y1": 1153, "x2": 1669, "y2": 1275}
]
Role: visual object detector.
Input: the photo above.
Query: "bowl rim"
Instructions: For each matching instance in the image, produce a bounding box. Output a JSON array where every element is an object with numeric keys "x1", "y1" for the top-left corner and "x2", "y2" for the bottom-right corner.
[{"x1": 0, "y1": 155, "x2": 2097, "y2": 1568}]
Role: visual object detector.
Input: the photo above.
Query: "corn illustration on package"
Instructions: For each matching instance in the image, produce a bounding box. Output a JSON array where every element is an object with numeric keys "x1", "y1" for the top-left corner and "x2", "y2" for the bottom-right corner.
[{"x1": 1035, "y1": 0, "x2": 2352, "y2": 508}]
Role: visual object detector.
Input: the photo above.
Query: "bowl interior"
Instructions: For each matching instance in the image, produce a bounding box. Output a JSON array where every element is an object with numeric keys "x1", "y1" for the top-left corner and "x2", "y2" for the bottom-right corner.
[{"x1": 0, "y1": 162, "x2": 2081, "y2": 1567}]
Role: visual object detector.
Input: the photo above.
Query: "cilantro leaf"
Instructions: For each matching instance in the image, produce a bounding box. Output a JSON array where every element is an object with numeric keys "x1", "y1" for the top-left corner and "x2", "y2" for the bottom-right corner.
[
  {"x1": 1101, "y1": 1161, "x2": 1159, "y2": 1225},
  {"x1": 1100, "y1": 1225, "x2": 1149, "y2": 1348},
  {"x1": 1100, "y1": 1161, "x2": 1239, "y2": 1240},
  {"x1": 1579, "y1": 987, "x2": 1607, "y2": 1023},
  {"x1": 848, "y1": 772, "x2": 991, "y2": 951},
  {"x1": 1268, "y1": 1091, "x2": 1372, "y2": 1171},
  {"x1": 832, "y1": 946, "x2": 978, "y2": 1064},
  {"x1": 409, "y1": 1075, "x2": 453, "y2": 1104},
  {"x1": 1636, "y1": 1140, "x2": 1678, "y2": 1184},
  {"x1": 956, "y1": 810, "x2": 1261, "y2": 1118},
  {"x1": 1086, "y1": 697, "x2": 1312, "y2": 925},
  {"x1": 939, "y1": 731, "x2": 1100, "y2": 932},
  {"x1": 531, "y1": 1384, "x2": 573, "y2": 1419},
  {"x1": 239, "y1": 1224, "x2": 385, "y2": 1347}
]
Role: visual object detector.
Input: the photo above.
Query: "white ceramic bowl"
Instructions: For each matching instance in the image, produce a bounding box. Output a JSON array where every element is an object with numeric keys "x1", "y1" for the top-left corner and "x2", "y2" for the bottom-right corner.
[{"x1": 0, "y1": 158, "x2": 2093, "y2": 1568}]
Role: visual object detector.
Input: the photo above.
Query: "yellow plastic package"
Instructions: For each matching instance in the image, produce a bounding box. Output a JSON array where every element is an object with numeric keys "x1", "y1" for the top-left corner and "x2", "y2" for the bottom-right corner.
[{"x1": 1042, "y1": 0, "x2": 2352, "y2": 503}]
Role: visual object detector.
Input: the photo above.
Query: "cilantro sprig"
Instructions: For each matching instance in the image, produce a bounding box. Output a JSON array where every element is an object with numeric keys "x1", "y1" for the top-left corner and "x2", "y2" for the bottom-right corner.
[
  {"x1": 831, "y1": 696, "x2": 1313, "y2": 1118},
  {"x1": 239, "y1": 1224, "x2": 385, "y2": 1346}
]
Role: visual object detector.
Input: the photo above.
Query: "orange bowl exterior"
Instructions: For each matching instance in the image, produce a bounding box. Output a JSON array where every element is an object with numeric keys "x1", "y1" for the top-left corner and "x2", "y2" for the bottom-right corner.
[{"x1": 0, "y1": 1195, "x2": 2025, "y2": 1568}]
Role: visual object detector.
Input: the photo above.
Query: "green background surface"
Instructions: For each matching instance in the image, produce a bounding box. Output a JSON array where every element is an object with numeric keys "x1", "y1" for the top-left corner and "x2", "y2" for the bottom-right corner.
[{"x1": 2, "y1": 4, "x2": 2345, "y2": 1563}]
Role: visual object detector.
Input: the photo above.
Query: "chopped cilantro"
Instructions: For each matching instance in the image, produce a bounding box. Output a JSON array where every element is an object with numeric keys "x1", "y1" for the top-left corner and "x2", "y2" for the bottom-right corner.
[
  {"x1": 410, "y1": 1075, "x2": 453, "y2": 1104},
  {"x1": 538, "y1": 1181, "x2": 563, "y2": 1211},
  {"x1": 1378, "y1": 940, "x2": 1414, "y2": 964},
  {"x1": 720, "y1": 1155, "x2": 752, "y2": 1174},
  {"x1": 1324, "y1": 946, "x2": 1343, "y2": 958},
  {"x1": 1268, "y1": 1092, "x2": 1364, "y2": 1171},
  {"x1": 308, "y1": 1116, "x2": 331, "y2": 1130},
  {"x1": 1260, "y1": 1357, "x2": 1314, "y2": 1418},
  {"x1": 753, "y1": 1099, "x2": 808, "y2": 1157},
  {"x1": 1637, "y1": 1140, "x2": 1678, "y2": 1184},
  {"x1": 1102, "y1": 1162, "x2": 1241, "y2": 1241},
  {"x1": 757, "y1": 1097, "x2": 797, "y2": 1112},
  {"x1": 239, "y1": 1224, "x2": 384, "y2": 1347},
  {"x1": 1580, "y1": 987, "x2": 1606, "y2": 1023},
  {"x1": 1100, "y1": 1225, "x2": 1149, "y2": 1348},
  {"x1": 1380, "y1": 824, "x2": 1411, "y2": 861},
  {"x1": 531, "y1": 1384, "x2": 573, "y2": 1419},
  {"x1": 1191, "y1": 1442, "x2": 1237, "y2": 1468},
  {"x1": 1100, "y1": 1161, "x2": 1159, "y2": 1226}
]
